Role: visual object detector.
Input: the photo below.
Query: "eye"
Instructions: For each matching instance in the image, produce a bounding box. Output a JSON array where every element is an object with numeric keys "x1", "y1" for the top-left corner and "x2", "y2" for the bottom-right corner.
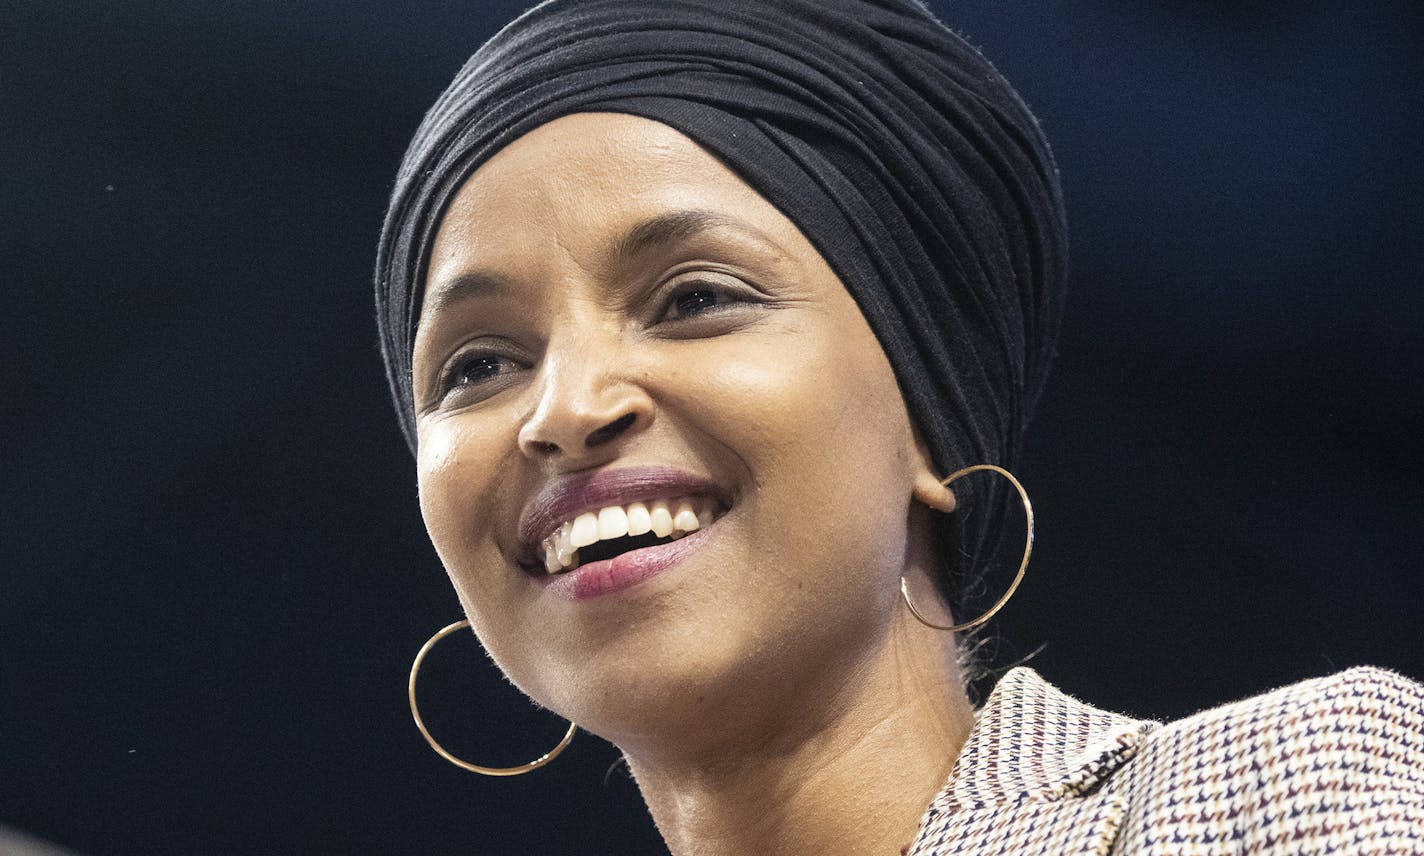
[
  {"x1": 658, "y1": 277, "x2": 754, "y2": 324},
  {"x1": 669, "y1": 286, "x2": 726, "y2": 317},
  {"x1": 454, "y1": 354, "x2": 510, "y2": 384},
  {"x1": 436, "y1": 349, "x2": 523, "y2": 404}
]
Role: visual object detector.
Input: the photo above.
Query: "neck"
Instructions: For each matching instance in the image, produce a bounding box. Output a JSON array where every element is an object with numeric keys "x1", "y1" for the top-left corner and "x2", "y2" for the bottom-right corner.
[{"x1": 622, "y1": 611, "x2": 975, "y2": 856}]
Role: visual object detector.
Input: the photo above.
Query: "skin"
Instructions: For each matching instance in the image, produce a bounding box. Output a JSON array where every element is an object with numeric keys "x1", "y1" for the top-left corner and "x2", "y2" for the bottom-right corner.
[{"x1": 411, "y1": 112, "x2": 976, "y2": 856}]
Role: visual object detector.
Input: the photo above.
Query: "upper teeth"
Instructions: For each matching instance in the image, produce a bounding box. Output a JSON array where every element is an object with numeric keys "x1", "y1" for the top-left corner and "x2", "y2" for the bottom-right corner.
[{"x1": 541, "y1": 497, "x2": 717, "y2": 574}]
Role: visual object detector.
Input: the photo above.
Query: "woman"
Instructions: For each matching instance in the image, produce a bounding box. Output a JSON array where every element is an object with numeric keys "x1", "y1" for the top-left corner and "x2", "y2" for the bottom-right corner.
[{"x1": 376, "y1": 1, "x2": 1424, "y2": 853}]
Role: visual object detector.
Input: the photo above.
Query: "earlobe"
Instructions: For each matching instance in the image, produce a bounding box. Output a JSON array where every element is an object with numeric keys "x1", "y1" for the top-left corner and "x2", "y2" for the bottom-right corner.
[{"x1": 912, "y1": 470, "x2": 956, "y2": 513}]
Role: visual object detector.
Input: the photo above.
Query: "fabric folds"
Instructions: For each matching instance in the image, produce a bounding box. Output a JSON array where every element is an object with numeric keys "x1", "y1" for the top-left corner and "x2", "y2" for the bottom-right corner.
[{"x1": 375, "y1": 0, "x2": 1068, "y2": 608}]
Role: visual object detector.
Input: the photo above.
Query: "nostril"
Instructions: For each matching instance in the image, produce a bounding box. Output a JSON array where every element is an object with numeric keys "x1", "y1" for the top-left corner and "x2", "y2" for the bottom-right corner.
[{"x1": 585, "y1": 413, "x2": 636, "y2": 448}]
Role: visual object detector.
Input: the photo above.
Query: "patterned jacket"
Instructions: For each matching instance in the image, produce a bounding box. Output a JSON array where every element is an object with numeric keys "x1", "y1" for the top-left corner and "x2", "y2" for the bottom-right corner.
[{"x1": 907, "y1": 666, "x2": 1424, "y2": 855}]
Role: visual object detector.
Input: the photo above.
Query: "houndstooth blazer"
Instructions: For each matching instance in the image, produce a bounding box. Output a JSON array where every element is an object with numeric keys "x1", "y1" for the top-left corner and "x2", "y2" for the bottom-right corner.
[{"x1": 906, "y1": 666, "x2": 1424, "y2": 855}]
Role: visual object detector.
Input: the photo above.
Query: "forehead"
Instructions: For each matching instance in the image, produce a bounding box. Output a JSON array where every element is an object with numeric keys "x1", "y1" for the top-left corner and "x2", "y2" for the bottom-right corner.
[{"x1": 426, "y1": 113, "x2": 787, "y2": 283}]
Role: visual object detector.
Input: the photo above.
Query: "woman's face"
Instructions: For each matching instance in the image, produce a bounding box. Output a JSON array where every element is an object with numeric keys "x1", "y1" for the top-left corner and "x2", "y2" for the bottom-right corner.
[{"x1": 412, "y1": 113, "x2": 947, "y2": 744}]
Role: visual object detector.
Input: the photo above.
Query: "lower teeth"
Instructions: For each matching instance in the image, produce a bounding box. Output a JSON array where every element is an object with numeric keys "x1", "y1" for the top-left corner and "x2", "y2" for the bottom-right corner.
[{"x1": 550, "y1": 530, "x2": 688, "y2": 574}]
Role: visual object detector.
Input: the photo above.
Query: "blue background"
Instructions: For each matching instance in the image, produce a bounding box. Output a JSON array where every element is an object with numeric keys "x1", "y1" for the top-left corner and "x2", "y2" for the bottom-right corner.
[{"x1": 4, "y1": 1, "x2": 1421, "y2": 852}]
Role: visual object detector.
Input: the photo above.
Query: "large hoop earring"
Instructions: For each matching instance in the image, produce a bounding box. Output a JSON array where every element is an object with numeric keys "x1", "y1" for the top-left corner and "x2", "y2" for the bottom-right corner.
[
  {"x1": 901, "y1": 464, "x2": 1034, "y2": 633},
  {"x1": 408, "y1": 619, "x2": 577, "y2": 776}
]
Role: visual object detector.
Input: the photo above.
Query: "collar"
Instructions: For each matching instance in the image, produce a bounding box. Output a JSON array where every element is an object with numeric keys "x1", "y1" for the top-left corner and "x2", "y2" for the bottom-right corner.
[{"x1": 907, "y1": 668, "x2": 1157, "y2": 856}]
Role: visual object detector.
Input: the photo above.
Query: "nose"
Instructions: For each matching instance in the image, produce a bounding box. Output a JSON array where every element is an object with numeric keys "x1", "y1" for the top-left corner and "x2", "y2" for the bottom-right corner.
[{"x1": 517, "y1": 345, "x2": 654, "y2": 462}]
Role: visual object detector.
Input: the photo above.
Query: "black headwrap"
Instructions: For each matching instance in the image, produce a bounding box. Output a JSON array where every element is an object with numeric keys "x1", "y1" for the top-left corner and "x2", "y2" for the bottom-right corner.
[{"x1": 375, "y1": 0, "x2": 1067, "y2": 612}]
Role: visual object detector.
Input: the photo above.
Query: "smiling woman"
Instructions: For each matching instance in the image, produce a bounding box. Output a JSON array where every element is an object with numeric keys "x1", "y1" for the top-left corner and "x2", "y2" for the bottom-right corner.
[
  {"x1": 411, "y1": 114, "x2": 961, "y2": 777},
  {"x1": 375, "y1": 1, "x2": 1424, "y2": 854}
]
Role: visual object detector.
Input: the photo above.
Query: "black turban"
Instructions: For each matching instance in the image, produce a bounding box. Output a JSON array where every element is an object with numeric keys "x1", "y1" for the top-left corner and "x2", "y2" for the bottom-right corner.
[{"x1": 375, "y1": 0, "x2": 1068, "y2": 612}]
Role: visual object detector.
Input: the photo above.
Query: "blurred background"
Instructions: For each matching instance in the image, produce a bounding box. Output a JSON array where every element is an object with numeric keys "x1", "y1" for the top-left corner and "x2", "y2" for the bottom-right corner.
[{"x1": 3, "y1": 1, "x2": 1421, "y2": 853}]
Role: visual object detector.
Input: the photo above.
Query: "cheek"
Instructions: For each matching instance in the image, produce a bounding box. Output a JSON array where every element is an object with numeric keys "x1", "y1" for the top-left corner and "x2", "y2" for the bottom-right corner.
[
  {"x1": 415, "y1": 419, "x2": 510, "y2": 603},
  {"x1": 416, "y1": 418, "x2": 557, "y2": 697},
  {"x1": 674, "y1": 309, "x2": 917, "y2": 587},
  {"x1": 723, "y1": 312, "x2": 911, "y2": 475}
]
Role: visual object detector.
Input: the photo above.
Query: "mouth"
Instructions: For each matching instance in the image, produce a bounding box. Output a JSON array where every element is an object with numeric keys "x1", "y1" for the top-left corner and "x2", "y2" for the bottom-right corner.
[{"x1": 522, "y1": 496, "x2": 724, "y2": 575}]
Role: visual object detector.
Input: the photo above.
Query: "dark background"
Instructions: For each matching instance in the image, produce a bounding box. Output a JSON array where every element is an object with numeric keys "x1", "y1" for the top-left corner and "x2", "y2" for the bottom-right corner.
[{"x1": 4, "y1": 1, "x2": 1421, "y2": 853}]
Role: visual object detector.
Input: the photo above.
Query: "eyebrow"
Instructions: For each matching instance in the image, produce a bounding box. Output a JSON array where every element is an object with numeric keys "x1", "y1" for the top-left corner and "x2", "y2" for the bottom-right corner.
[
  {"x1": 421, "y1": 269, "x2": 506, "y2": 318},
  {"x1": 614, "y1": 209, "x2": 772, "y2": 261},
  {"x1": 421, "y1": 209, "x2": 780, "y2": 317}
]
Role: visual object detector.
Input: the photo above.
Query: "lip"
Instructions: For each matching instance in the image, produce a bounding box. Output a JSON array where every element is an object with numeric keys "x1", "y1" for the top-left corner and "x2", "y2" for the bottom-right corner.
[{"x1": 517, "y1": 465, "x2": 729, "y2": 567}]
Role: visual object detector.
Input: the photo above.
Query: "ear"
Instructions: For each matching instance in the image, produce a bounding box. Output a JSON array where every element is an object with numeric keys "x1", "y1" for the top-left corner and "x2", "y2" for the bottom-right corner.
[{"x1": 910, "y1": 429, "x2": 956, "y2": 514}]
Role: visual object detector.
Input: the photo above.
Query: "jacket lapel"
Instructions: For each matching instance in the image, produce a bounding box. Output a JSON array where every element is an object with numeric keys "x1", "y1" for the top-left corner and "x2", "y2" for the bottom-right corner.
[{"x1": 907, "y1": 669, "x2": 1156, "y2": 856}]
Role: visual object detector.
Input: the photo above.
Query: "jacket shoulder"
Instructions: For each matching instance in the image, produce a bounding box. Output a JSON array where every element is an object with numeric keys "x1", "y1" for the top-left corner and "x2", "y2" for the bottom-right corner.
[{"x1": 1110, "y1": 666, "x2": 1424, "y2": 853}]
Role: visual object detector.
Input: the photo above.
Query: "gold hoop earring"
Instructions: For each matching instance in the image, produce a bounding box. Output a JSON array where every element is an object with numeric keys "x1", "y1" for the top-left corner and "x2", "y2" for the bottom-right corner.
[
  {"x1": 408, "y1": 619, "x2": 577, "y2": 776},
  {"x1": 901, "y1": 464, "x2": 1034, "y2": 633}
]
